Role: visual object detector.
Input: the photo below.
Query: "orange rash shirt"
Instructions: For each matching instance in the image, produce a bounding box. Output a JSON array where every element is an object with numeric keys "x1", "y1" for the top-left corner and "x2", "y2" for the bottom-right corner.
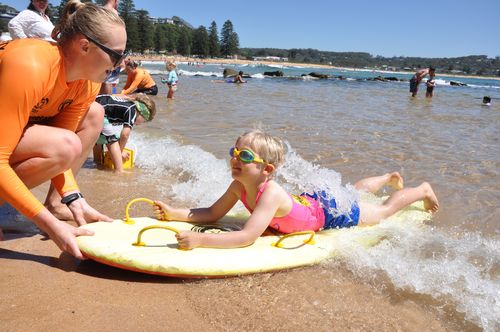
[
  {"x1": 121, "y1": 68, "x2": 156, "y2": 94},
  {"x1": 0, "y1": 39, "x2": 100, "y2": 218}
]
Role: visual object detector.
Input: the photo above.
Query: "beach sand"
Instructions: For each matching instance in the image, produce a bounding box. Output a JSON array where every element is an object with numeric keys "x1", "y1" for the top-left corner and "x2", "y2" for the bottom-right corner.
[{"x1": 0, "y1": 170, "x2": 457, "y2": 331}]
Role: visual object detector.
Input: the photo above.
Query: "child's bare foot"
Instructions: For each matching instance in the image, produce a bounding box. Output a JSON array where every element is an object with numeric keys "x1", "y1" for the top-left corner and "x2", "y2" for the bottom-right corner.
[
  {"x1": 388, "y1": 172, "x2": 404, "y2": 190},
  {"x1": 47, "y1": 203, "x2": 74, "y2": 221},
  {"x1": 422, "y1": 182, "x2": 439, "y2": 213}
]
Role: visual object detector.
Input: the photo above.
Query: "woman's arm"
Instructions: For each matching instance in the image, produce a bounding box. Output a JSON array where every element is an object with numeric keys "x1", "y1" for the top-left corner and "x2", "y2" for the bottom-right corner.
[{"x1": 121, "y1": 71, "x2": 140, "y2": 94}]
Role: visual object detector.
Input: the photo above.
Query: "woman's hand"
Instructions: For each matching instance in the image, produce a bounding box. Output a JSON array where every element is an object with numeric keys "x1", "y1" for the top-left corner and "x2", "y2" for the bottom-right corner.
[
  {"x1": 67, "y1": 198, "x2": 113, "y2": 226},
  {"x1": 46, "y1": 219, "x2": 94, "y2": 259},
  {"x1": 32, "y1": 209, "x2": 95, "y2": 260}
]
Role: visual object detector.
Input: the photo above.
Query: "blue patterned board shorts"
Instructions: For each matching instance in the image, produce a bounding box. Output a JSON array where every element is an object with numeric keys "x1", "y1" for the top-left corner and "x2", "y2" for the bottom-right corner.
[{"x1": 306, "y1": 191, "x2": 360, "y2": 229}]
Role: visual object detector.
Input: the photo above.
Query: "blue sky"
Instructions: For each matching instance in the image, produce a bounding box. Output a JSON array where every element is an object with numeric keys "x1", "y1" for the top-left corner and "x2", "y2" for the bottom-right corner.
[{"x1": 3, "y1": 0, "x2": 499, "y2": 58}]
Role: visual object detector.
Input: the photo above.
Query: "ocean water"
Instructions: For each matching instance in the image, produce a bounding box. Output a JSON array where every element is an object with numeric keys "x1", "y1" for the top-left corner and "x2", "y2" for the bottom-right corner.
[{"x1": 95, "y1": 62, "x2": 499, "y2": 330}]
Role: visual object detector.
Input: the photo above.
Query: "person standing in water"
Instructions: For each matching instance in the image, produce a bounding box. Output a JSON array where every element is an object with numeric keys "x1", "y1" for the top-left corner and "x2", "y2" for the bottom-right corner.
[
  {"x1": 409, "y1": 67, "x2": 435, "y2": 97},
  {"x1": 161, "y1": 61, "x2": 178, "y2": 99}
]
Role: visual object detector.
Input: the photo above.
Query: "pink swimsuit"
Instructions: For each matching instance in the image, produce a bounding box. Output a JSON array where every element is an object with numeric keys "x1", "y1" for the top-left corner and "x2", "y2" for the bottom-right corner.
[{"x1": 240, "y1": 181, "x2": 325, "y2": 233}]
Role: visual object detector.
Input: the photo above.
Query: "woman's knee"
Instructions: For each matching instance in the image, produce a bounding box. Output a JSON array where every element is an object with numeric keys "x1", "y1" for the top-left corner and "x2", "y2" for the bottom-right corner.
[
  {"x1": 78, "y1": 102, "x2": 105, "y2": 133},
  {"x1": 56, "y1": 131, "x2": 82, "y2": 168}
]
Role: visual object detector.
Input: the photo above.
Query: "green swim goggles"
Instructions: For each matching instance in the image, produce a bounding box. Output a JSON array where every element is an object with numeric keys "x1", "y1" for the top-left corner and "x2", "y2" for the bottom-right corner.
[{"x1": 229, "y1": 147, "x2": 266, "y2": 164}]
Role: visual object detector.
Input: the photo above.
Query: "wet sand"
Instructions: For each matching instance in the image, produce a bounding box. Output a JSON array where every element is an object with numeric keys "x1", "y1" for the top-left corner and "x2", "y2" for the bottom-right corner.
[{"x1": 0, "y1": 171, "x2": 456, "y2": 331}]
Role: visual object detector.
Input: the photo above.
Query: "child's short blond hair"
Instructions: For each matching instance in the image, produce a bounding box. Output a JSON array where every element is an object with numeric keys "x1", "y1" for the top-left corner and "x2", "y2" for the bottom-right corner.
[
  {"x1": 166, "y1": 61, "x2": 176, "y2": 70},
  {"x1": 237, "y1": 130, "x2": 285, "y2": 168}
]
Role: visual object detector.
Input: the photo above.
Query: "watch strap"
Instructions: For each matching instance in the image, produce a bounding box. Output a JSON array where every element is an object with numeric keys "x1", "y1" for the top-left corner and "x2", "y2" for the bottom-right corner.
[{"x1": 61, "y1": 192, "x2": 84, "y2": 206}]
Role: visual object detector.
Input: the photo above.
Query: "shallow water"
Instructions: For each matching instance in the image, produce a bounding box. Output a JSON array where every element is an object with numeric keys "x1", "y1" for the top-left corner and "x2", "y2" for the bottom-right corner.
[{"x1": 80, "y1": 64, "x2": 500, "y2": 331}]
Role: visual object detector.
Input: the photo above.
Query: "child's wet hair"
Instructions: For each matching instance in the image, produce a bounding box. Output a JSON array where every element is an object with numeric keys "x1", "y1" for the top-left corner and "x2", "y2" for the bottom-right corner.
[{"x1": 237, "y1": 130, "x2": 285, "y2": 168}]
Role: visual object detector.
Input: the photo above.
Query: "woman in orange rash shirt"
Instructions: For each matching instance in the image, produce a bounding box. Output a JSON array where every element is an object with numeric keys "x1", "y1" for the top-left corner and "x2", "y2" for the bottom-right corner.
[
  {"x1": 0, "y1": 0, "x2": 128, "y2": 259},
  {"x1": 121, "y1": 60, "x2": 158, "y2": 95}
]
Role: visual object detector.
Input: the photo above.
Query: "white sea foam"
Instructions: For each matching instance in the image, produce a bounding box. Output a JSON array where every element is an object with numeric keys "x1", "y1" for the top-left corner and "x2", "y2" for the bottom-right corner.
[
  {"x1": 250, "y1": 73, "x2": 265, "y2": 79},
  {"x1": 334, "y1": 223, "x2": 500, "y2": 332},
  {"x1": 177, "y1": 69, "x2": 222, "y2": 78}
]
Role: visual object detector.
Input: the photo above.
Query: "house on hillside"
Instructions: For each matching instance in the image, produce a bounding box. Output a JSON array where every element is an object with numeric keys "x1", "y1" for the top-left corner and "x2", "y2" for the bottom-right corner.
[
  {"x1": 0, "y1": 4, "x2": 18, "y2": 30},
  {"x1": 150, "y1": 17, "x2": 175, "y2": 25},
  {"x1": 253, "y1": 56, "x2": 289, "y2": 62}
]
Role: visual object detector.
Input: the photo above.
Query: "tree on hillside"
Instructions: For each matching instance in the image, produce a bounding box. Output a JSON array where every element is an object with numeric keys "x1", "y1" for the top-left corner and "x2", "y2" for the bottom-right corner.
[
  {"x1": 154, "y1": 24, "x2": 167, "y2": 52},
  {"x1": 118, "y1": 0, "x2": 139, "y2": 51},
  {"x1": 220, "y1": 20, "x2": 239, "y2": 57},
  {"x1": 176, "y1": 27, "x2": 191, "y2": 56},
  {"x1": 56, "y1": 0, "x2": 69, "y2": 22},
  {"x1": 208, "y1": 21, "x2": 220, "y2": 58},
  {"x1": 191, "y1": 25, "x2": 209, "y2": 57},
  {"x1": 136, "y1": 9, "x2": 154, "y2": 52},
  {"x1": 164, "y1": 24, "x2": 179, "y2": 53}
]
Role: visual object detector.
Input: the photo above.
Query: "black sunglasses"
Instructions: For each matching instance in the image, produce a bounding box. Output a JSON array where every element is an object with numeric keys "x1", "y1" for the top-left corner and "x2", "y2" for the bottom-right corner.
[{"x1": 82, "y1": 32, "x2": 127, "y2": 67}]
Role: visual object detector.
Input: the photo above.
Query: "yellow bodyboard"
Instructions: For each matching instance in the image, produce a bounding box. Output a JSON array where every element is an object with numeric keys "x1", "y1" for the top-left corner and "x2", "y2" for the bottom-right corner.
[{"x1": 77, "y1": 200, "x2": 431, "y2": 278}]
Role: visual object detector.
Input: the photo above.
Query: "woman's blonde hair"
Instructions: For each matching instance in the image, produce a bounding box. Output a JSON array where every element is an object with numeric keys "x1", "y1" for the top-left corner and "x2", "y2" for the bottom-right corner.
[
  {"x1": 237, "y1": 130, "x2": 285, "y2": 168},
  {"x1": 132, "y1": 93, "x2": 156, "y2": 121},
  {"x1": 52, "y1": 0, "x2": 124, "y2": 47}
]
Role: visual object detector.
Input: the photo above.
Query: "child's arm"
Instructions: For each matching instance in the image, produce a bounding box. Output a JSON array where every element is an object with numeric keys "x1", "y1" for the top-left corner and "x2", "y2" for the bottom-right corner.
[
  {"x1": 154, "y1": 180, "x2": 241, "y2": 222},
  {"x1": 175, "y1": 182, "x2": 287, "y2": 249},
  {"x1": 118, "y1": 126, "x2": 131, "y2": 152}
]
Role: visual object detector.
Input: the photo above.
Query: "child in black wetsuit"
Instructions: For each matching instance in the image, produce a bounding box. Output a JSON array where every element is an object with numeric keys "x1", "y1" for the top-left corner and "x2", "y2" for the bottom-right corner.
[{"x1": 93, "y1": 93, "x2": 156, "y2": 172}]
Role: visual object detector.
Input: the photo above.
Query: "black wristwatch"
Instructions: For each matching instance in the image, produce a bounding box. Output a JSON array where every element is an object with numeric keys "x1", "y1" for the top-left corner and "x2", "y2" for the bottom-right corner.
[{"x1": 61, "y1": 192, "x2": 84, "y2": 206}]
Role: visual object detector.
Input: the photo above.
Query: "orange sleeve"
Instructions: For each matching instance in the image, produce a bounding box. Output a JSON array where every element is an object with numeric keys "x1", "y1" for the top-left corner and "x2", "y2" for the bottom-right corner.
[
  {"x1": 50, "y1": 82, "x2": 101, "y2": 196},
  {"x1": 0, "y1": 41, "x2": 52, "y2": 217},
  {"x1": 121, "y1": 70, "x2": 141, "y2": 94}
]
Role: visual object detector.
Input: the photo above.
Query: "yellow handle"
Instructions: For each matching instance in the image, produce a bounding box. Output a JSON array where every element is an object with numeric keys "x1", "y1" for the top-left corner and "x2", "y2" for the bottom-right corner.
[
  {"x1": 132, "y1": 225, "x2": 180, "y2": 246},
  {"x1": 124, "y1": 197, "x2": 155, "y2": 224},
  {"x1": 272, "y1": 231, "x2": 316, "y2": 249}
]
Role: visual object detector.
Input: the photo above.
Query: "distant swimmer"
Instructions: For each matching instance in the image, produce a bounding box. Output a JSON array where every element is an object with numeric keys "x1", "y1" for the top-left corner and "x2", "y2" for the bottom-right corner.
[
  {"x1": 410, "y1": 67, "x2": 435, "y2": 97},
  {"x1": 482, "y1": 96, "x2": 491, "y2": 106},
  {"x1": 212, "y1": 71, "x2": 247, "y2": 84}
]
